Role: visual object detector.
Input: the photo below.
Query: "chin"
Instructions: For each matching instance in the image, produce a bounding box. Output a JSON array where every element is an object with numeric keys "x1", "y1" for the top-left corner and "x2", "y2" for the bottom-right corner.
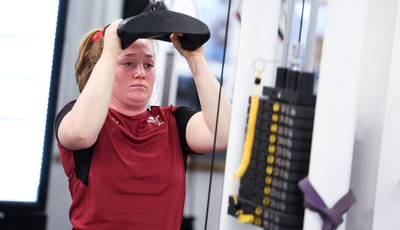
[{"x1": 128, "y1": 96, "x2": 150, "y2": 105}]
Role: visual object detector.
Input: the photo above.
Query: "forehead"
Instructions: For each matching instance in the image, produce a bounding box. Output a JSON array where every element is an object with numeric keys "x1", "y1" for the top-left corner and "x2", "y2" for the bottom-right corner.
[{"x1": 120, "y1": 39, "x2": 154, "y2": 57}]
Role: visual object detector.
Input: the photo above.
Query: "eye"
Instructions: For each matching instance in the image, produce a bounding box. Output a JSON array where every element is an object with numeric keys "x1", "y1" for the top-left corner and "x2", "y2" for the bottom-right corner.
[
  {"x1": 123, "y1": 61, "x2": 133, "y2": 67},
  {"x1": 145, "y1": 63, "x2": 154, "y2": 69}
]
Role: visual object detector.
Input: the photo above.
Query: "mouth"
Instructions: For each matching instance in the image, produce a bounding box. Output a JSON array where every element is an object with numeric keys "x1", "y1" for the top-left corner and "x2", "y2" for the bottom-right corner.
[{"x1": 129, "y1": 84, "x2": 147, "y2": 89}]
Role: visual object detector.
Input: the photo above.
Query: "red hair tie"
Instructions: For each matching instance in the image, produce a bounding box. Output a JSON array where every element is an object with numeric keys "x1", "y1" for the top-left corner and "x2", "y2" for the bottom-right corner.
[{"x1": 91, "y1": 27, "x2": 105, "y2": 43}]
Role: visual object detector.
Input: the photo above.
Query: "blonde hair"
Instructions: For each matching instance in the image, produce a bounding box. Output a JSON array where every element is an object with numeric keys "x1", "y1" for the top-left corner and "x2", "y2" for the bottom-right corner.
[{"x1": 75, "y1": 28, "x2": 104, "y2": 92}]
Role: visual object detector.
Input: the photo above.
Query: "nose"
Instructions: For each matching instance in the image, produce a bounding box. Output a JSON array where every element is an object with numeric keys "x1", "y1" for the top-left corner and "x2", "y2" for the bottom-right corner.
[{"x1": 133, "y1": 64, "x2": 146, "y2": 79}]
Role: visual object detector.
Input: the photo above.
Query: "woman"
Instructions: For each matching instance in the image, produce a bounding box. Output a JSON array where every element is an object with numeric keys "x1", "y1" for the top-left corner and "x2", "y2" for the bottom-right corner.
[{"x1": 55, "y1": 19, "x2": 231, "y2": 230}]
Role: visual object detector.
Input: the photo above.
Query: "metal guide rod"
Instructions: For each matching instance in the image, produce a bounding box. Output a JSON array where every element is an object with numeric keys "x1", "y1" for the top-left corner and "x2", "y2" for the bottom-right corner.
[
  {"x1": 303, "y1": 0, "x2": 320, "y2": 73},
  {"x1": 282, "y1": 0, "x2": 296, "y2": 68},
  {"x1": 161, "y1": 51, "x2": 175, "y2": 106}
]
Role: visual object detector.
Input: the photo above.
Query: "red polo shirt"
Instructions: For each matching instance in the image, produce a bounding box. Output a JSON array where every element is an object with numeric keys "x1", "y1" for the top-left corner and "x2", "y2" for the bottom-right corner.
[{"x1": 55, "y1": 101, "x2": 197, "y2": 230}]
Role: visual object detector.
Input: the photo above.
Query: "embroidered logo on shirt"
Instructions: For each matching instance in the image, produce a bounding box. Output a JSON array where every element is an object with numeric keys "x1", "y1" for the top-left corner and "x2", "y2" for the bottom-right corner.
[
  {"x1": 112, "y1": 117, "x2": 120, "y2": 124},
  {"x1": 147, "y1": 115, "x2": 164, "y2": 126}
]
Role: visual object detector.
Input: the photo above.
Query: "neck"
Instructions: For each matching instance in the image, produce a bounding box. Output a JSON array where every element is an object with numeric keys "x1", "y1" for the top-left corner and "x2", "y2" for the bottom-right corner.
[{"x1": 109, "y1": 100, "x2": 148, "y2": 116}]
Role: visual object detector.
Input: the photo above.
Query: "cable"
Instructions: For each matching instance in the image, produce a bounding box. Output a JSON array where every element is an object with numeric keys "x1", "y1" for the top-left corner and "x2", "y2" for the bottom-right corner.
[
  {"x1": 204, "y1": 0, "x2": 232, "y2": 229},
  {"x1": 298, "y1": 0, "x2": 306, "y2": 43}
]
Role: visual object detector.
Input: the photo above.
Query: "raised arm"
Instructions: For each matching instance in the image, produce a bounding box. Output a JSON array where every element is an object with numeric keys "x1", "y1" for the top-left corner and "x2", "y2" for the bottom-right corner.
[
  {"x1": 57, "y1": 19, "x2": 123, "y2": 150},
  {"x1": 170, "y1": 33, "x2": 232, "y2": 153}
]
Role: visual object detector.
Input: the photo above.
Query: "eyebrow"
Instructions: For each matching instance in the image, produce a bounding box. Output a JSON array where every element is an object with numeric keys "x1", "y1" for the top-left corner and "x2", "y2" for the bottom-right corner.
[{"x1": 121, "y1": 53, "x2": 154, "y2": 59}]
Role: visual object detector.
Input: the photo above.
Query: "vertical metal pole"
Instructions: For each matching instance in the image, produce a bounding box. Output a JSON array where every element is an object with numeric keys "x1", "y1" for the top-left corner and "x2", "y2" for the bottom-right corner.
[
  {"x1": 161, "y1": 51, "x2": 175, "y2": 106},
  {"x1": 282, "y1": 0, "x2": 296, "y2": 67},
  {"x1": 303, "y1": 0, "x2": 320, "y2": 73}
]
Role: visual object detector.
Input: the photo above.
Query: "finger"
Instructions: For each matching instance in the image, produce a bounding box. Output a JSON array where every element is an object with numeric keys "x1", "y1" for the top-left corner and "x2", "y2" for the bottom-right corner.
[
  {"x1": 104, "y1": 18, "x2": 122, "y2": 35},
  {"x1": 170, "y1": 33, "x2": 178, "y2": 42}
]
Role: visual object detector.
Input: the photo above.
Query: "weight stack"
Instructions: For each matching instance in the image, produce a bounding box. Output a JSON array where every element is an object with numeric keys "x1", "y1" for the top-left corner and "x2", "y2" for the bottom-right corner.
[{"x1": 228, "y1": 67, "x2": 316, "y2": 230}]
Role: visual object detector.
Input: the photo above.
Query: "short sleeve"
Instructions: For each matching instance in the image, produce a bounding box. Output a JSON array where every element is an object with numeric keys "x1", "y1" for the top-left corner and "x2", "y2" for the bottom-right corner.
[
  {"x1": 54, "y1": 100, "x2": 76, "y2": 142},
  {"x1": 172, "y1": 106, "x2": 199, "y2": 156}
]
